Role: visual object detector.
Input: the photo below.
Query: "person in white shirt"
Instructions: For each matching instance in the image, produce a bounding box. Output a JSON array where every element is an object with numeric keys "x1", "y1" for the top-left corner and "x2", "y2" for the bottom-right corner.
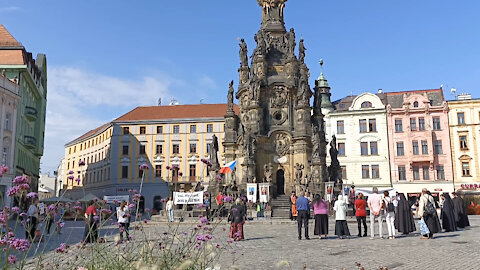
[
  {"x1": 166, "y1": 197, "x2": 174, "y2": 222},
  {"x1": 383, "y1": 191, "x2": 396, "y2": 239},
  {"x1": 367, "y1": 187, "x2": 384, "y2": 239},
  {"x1": 117, "y1": 201, "x2": 129, "y2": 242},
  {"x1": 26, "y1": 198, "x2": 39, "y2": 241}
]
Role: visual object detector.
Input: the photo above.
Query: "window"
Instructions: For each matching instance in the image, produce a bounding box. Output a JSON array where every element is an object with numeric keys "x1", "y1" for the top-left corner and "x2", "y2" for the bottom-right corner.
[
  {"x1": 206, "y1": 143, "x2": 211, "y2": 153},
  {"x1": 172, "y1": 144, "x2": 180, "y2": 154},
  {"x1": 398, "y1": 166, "x2": 406, "y2": 181},
  {"x1": 412, "y1": 141, "x2": 419, "y2": 155},
  {"x1": 189, "y1": 164, "x2": 196, "y2": 179},
  {"x1": 156, "y1": 144, "x2": 163, "y2": 154},
  {"x1": 362, "y1": 165, "x2": 370, "y2": 179},
  {"x1": 368, "y1": 119, "x2": 377, "y2": 132},
  {"x1": 396, "y1": 142, "x2": 405, "y2": 156},
  {"x1": 395, "y1": 119, "x2": 403, "y2": 132},
  {"x1": 341, "y1": 166, "x2": 347, "y2": 180},
  {"x1": 338, "y1": 143, "x2": 345, "y2": 156},
  {"x1": 436, "y1": 166, "x2": 445, "y2": 180},
  {"x1": 423, "y1": 166, "x2": 430, "y2": 180},
  {"x1": 190, "y1": 125, "x2": 196, "y2": 133},
  {"x1": 361, "y1": 101, "x2": 372, "y2": 108},
  {"x1": 462, "y1": 162, "x2": 470, "y2": 176},
  {"x1": 139, "y1": 144, "x2": 146, "y2": 155},
  {"x1": 421, "y1": 140, "x2": 428, "y2": 155},
  {"x1": 460, "y1": 136, "x2": 468, "y2": 149},
  {"x1": 156, "y1": 126, "x2": 163, "y2": 134},
  {"x1": 359, "y1": 119, "x2": 367, "y2": 133},
  {"x1": 371, "y1": 165, "x2": 380, "y2": 179},
  {"x1": 433, "y1": 117, "x2": 441, "y2": 130},
  {"x1": 370, "y1": 142, "x2": 378, "y2": 155},
  {"x1": 360, "y1": 142, "x2": 368, "y2": 156},
  {"x1": 80, "y1": 144, "x2": 83, "y2": 151},
  {"x1": 155, "y1": 165, "x2": 162, "y2": 177},
  {"x1": 139, "y1": 126, "x2": 146, "y2": 134},
  {"x1": 121, "y1": 166, "x2": 128, "y2": 179},
  {"x1": 457, "y1": 112, "x2": 465, "y2": 125},
  {"x1": 207, "y1": 124, "x2": 214, "y2": 133},
  {"x1": 413, "y1": 166, "x2": 420, "y2": 180},
  {"x1": 337, "y1": 121, "x2": 344, "y2": 134},
  {"x1": 434, "y1": 140, "x2": 443, "y2": 155},
  {"x1": 123, "y1": 127, "x2": 129, "y2": 135},
  {"x1": 4, "y1": 113, "x2": 11, "y2": 130},
  {"x1": 413, "y1": 101, "x2": 419, "y2": 108},
  {"x1": 189, "y1": 143, "x2": 197, "y2": 153},
  {"x1": 173, "y1": 125, "x2": 180, "y2": 134},
  {"x1": 418, "y1": 118, "x2": 425, "y2": 131},
  {"x1": 410, "y1": 118, "x2": 417, "y2": 131},
  {"x1": 122, "y1": 145, "x2": 129, "y2": 155}
]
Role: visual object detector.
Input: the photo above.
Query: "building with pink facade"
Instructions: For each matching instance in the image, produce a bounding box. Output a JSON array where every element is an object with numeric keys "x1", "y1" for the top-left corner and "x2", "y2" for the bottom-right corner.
[{"x1": 386, "y1": 89, "x2": 454, "y2": 201}]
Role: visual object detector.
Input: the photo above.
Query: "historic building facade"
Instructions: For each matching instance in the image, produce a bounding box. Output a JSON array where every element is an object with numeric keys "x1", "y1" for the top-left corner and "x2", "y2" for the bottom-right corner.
[
  {"x1": 222, "y1": 0, "x2": 329, "y2": 197},
  {"x1": 447, "y1": 95, "x2": 480, "y2": 194},
  {"x1": 0, "y1": 71, "x2": 20, "y2": 207},
  {"x1": 63, "y1": 104, "x2": 232, "y2": 212},
  {"x1": 323, "y1": 91, "x2": 391, "y2": 190},
  {"x1": 0, "y1": 25, "x2": 47, "y2": 192},
  {"x1": 386, "y1": 89, "x2": 454, "y2": 197}
]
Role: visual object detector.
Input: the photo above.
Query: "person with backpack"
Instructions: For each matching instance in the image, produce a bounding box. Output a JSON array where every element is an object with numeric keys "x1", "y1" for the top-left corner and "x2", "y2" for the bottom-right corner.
[
  {"x1": 383, "y1": 191, "x2": 396, "y2": 239},
  {"x1": 418, "y1": 188, "x2": 442, "y2": 239}
]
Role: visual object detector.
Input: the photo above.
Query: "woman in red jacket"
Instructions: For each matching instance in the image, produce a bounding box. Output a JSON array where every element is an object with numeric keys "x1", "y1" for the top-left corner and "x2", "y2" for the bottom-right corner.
[{"x1": 355, "y1": 193, "x2": 367, "y2": 237}]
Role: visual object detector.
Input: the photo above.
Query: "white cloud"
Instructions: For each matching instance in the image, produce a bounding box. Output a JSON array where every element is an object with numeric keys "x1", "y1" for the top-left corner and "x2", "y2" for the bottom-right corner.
[
  {"x1": 41, "y1": 66, "x2": 175, "y2": 174},
  {"x1": 0, "y1": 6, "x2": 21, "y2": 13},
  {"x1": 198, "y1": 75, "x2": 218, "y2": 90}
]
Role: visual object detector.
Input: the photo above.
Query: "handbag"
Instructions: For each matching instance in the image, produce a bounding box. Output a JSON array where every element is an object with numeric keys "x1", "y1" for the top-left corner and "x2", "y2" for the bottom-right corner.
[
  {"x1": 423, "y1": 196, "x2": 436, "y2": 217},
  {"x1": 418, "y1": 218, "x2": 430, "y2": 235}
]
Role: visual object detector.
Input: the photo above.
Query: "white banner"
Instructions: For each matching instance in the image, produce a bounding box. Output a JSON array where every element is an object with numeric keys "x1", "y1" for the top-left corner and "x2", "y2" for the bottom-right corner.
[
  {"x1": 259, "y1": 183, "x2": 270, "y2": 203},
  {"x1": 355, "y1": 188, "x2": 396, "y2": 197},
  {"x1": 173, "y1": 191, "x2": 204, "y2": 205},
  {"x1": 103, "y1": 195, "x2": 130, "y2": 204},
  {"x1": 246, "y1": 183, "x2": 257, "y2": 203}
]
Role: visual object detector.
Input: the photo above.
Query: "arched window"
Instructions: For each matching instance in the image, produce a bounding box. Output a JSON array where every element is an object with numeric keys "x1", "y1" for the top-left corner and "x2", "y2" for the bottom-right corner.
[
  {"x1": 413, "y1": 101, "x2": 419, "y2": 108},
  {"x1": 361, "y1": 101, "x2": 372, "y2": 108}
]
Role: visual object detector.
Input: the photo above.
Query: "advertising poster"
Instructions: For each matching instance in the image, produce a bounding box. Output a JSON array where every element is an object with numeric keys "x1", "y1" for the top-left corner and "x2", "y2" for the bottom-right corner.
[
  {"x1": 258, "y1": 183, "x2": 270, "y2": 203},
  {"x1": 246, "y1": 183, "x2": 257, "y2": 203},
  {"x1": 173, "y1": 191, "x2": 204, "y2": 205}
]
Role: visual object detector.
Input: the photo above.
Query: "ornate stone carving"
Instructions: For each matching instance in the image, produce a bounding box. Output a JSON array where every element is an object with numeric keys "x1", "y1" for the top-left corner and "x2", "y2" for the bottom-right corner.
[
  {"x1": 274, "y1": 133, "x2": 290, "y2": 156},
  {"x1": 270, "y1": 86, "x2": 288, "y2": 108},
  {"x1": 264, "y1": 163, "x2": 273, "y2": 182},
  {"x1": 286, "y1": 28, "x2": 296, "y2": 59},
  {"x1": 239, "y1": 38, "x2": 248, "y2": 67},
  {"x1": 311, "y1": 124, "x2": 321, "y2": 159},
  {"x1": 328, "y1": 135, "x2": 341, "y2": 185},
  {"x1": 258, "y1": 0, "x2": 287, "y2": 24},
  {"x1": 298, "y1": 38, "x2": 306, "y2": 63},
  {"x1": 271, "y1": 110, "x2": 287, "y2": 125},
  {"x1": 209, "y1": 135, "x2": 220, "y2": 172},
  {"x1": 295, "y1": 163, "x2": 304, "y2": 183},
  {"x1": 296, "y1": 65, "x2": 311, "y2": 106},
  {"x1": 227, "y1": 80, "x2": 234, "y2": 112}
]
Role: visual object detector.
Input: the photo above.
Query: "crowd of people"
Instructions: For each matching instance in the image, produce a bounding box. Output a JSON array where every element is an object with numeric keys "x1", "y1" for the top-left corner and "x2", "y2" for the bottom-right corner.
[{"x1": 291, "y1": 187, "x2": 471, "y2": 240}]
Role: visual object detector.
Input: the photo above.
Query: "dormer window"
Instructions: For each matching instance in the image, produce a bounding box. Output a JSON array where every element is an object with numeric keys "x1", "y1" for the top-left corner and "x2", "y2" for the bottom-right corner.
[
  {"x1": 361, "y1": 101, "x2": 372, "y2": 108},
  {"x1": 413, "y1": 101, "x2": 419, "y2": 108}
]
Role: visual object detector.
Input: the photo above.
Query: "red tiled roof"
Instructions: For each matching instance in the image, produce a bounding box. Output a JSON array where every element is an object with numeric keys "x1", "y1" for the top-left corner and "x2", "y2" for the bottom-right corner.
[
  {"x1": 0, "y1": 25, "x2": 22, "y2": 47},
  {"x1": 385, "y1": 89, "x2": 442, "y2": 95},
  {"x1": 114, "y1": 104, "x2": 239, "y2": 122},
  {"x1": 66, "y1": 122, "x2": 111, "y2": 146},
  {"x1": 0, "y1": 50, "x2": 24, "y2": 65}
]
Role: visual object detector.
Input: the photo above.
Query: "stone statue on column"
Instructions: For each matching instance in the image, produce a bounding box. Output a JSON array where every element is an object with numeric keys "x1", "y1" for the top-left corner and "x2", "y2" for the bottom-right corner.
[
  {"x1": 227, "y1": 80, "x2": 234, "y2": 112},
  {"x1": 239, "y1": 38, "x2": 248, "y2": 67}
]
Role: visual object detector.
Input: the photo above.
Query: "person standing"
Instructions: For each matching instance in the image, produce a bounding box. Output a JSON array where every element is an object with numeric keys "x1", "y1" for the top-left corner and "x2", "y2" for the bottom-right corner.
[
  {"x1": 117, "y1": 201, "x2": 130, "y2": 242},
  {"x1": 204, "y1": 194, "x2": 211, "y2": 221},
  {"x1": 295, "y1": 191, "x2": 310, "y2": 240},
  {"x1": 312, "y1": 194, "x2": 328, "y2": 239},
  {"x1": 229, "y1": 198, "x2": 246, "y2": 241},
  {"x1": 334, "y1": 195, "x2": 350, "y2": 239},
  {"x1": 452, "y1": 192, "x2": 470, "y2": 229},
  {"x1": 45, "y1": 205, "x2": 54, "y2": 236},
  {"x1": 26, "y1": 198, "x2": 39, "y2": 241},
  {"x1": 355, "y1": 193, "x2": 367, "y2": 237},
  {"x1": 166, "y1": 197, "x2": 174, "y2": 222},
  {"x1": 290, "y1": 191, "x2": 298, "y2": 221},
  {"x1": 394, "y1": 193, "x2": 416, "y2": 235},
  {"x1": 367, "y1": 187, "x2": 384, "y2": 239},
  {"x1": 349, "y1": 185, "x2": 356, "y2": 216},
  {"x1": 418, "y1": 188, "x2": 442, "y2": 239},
  {"x1": 84, "y1": 200, "x2": 99, "y2": 243},
  {"x1": 383, "y1": 191, "x2": 396, "y2": 239},
  {"x1": 216, "y1": 192, "x2": 224, "y2": 217},
  {"x1": 440, "y1": 193, "x2": 457, "y2": 232}
]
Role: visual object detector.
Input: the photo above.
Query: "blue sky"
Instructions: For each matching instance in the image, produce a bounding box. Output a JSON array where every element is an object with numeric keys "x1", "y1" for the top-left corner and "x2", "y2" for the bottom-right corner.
[{"x1": 1, "y1": 0, "x2": 479, "y2": 174}]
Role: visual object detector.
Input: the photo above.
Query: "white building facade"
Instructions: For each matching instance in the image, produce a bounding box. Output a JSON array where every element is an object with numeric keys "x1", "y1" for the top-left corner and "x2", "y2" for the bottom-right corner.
[{"x1": 324, "y1": 92, "x2": 391, "y2": 189}]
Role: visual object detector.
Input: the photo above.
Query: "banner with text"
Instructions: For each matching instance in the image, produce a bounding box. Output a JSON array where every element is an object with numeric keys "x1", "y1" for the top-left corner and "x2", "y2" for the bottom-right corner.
[
  {"x1": 173, "y1": 191, "x2": 204, "y2": 205},
  {"x1": 246, "y1": 183, "x2": 257, "y2": 203},
  {"x1": 258, "y1": 183, "x2": 270, "y2": 203},
  {"x1": 103, "y1": 195, "x2": 130, "y2": 204}
]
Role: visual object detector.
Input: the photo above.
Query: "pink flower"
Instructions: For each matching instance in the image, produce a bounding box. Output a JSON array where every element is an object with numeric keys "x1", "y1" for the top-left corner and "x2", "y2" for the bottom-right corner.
[
  {"x1": 48, "y1": 204, "x2": 56, "y2": 211},
  {"x1": 79, "y1": 160, "x2": 85, "y2": 166},
  {"x1": 7, "y1": 255, "x2": 16, "y2": 265},
  {"x1": 145, "y1": 208, "x2": 151, "y2": 213},
  {"x1": 128, "y1": 204, "x2": 136, "y2": 209},
  {"x1": 68, "y1": 170, "x2": 74, "y2": 175},
  {"x1": 139, "y1": 164, "x2": 149, "y2": 170},
  {"x1": 113, "y1": 200, "x2": 118, "y2": 204},
  {"x1": 77, "y1": 267, "x2": 88, "y2": 270},
  {"x1": 55, "y1": 243, "x2": 69, "y2": 253},
  {"x1": 67, "y1": 175, "x2": 75, "y2": 180},
  {"x1": 7, "y1": 186, "x2": 20, "y2": 197},
  {"x1": 8, "y1": 238, "x2": 30, "y2": 251},
  {"x1": 75, "y1": 178, "x2": 81, "y2": 184},
  {"x1": 26, "y1": 192, "x2": 38, "y2": 198},
  {"x1": 11, "y1": 207, "x2": 20, "y2": 214},
  {"x1": 13, "y1": 175, "x2": 29, "y2": 185},
  {"x1": 223, "y1": 196, "x2": 233, "y2": 203}
]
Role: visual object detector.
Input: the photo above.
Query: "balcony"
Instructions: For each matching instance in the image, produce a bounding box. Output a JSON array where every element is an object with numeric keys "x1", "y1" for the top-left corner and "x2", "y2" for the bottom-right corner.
[
  {"x1": 24, "y1": 136, "x2": 37, "y2": 149},
  {"x1": 25, "y1": 106, "x2": 38, "y2": 121}
]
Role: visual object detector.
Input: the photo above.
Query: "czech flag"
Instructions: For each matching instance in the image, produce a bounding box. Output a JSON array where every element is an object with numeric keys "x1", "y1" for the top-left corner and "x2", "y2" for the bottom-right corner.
[{"x1": 219, "y1": 160, "x2": 237, "y2": 174}]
